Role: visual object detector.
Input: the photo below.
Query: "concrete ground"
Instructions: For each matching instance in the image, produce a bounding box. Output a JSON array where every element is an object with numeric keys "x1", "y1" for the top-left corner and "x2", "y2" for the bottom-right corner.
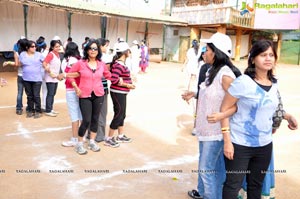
[{"x1": 0, "y1": 61, "x2": 299, "y2": 199}]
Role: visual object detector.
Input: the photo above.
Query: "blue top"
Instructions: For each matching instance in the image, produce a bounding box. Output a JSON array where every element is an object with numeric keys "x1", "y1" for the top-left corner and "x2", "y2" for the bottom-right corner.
[
  {"x1": 19, "y1": 52, "x2": 44, "y2": 82},
  {"x1": 228, "y1": 75, "x2": 279, "y2": 147}
]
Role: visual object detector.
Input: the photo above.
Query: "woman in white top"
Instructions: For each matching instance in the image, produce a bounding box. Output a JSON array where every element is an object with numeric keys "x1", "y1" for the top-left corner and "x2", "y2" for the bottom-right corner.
[{"x1": 182, "y1": 33, "x2": 241, "y2": 199}]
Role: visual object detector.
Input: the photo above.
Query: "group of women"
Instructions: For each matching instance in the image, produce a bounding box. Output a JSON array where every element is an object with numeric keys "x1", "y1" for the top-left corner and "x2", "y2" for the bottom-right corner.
[{"x1": 182, "y1": 32, "x2": 298, "y2": 199}]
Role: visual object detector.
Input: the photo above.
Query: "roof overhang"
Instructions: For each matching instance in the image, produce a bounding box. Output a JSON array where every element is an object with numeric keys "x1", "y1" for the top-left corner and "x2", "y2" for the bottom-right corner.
[{"x1": 3, "y1": 0, "x2": 188, "y2": 26}]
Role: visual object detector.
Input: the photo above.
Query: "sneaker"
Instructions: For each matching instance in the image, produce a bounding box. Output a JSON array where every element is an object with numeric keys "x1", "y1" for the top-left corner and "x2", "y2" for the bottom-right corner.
[
  {"x1": 62, "y1": 138, "x2": 78, "y2": 147},
  {"x1": 34, "y1": 112, "x2": 42, "y2": 119},
  {"x1": 51, "y1": 110, "x2": 59, "y2": 114},
  {"x1": 75, "y1": 144, "x2": 88, "y2": 155},
  {"x1": 104, "y1": 137, "x2": 120, "y2": 148},
  {"x1": 45, "y1": 112, "x2": 57, "y2": 117},
  {"x1": 188, "y1": 190, "x2": 203, "y2": 199},
  {"x1": 116, "y1": 135, "x2": 132, "y2": 143},
  {"x1": 88, "y1": 141, "x2": 101, "y2": 152},
  {"x1": 26, "y1": 112, "x2": 34, "y2": 118},
  {"x1": 16, "y1": 110, "x2": 23, "y2": 115}
]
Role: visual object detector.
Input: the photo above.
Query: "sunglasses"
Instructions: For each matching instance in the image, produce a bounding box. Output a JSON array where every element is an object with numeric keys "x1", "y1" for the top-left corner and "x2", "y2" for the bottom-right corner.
[
  {"x1": 89, "y1": 47, "x2": 98, "y2": 51},
  {"x1": 30, "y1": 45, "x2": 36, "y2": 48}
]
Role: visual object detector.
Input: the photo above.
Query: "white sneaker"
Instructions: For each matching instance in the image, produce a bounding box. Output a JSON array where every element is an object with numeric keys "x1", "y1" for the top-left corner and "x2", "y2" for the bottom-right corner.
[
  {"x1": 88, "y1": 140, "x2": 101, "y2": 152},
  {"x1": 51, "y1": 110, "x2": 59, "y2": 114},
  {"x1": 45, "y1": 112, "x2": 57, "y2": 117},
  {"x1": 75, "y1": 143, "x2": 88, "y2": 155},
  {"x1": 62, "y1": 137, "x2": 78, "y2": 147}
]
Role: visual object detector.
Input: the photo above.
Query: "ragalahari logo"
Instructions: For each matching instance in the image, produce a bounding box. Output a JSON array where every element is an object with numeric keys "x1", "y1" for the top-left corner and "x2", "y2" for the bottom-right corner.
[{"x1": 240, "y1": 1, "x2": 254, "y2": 16}]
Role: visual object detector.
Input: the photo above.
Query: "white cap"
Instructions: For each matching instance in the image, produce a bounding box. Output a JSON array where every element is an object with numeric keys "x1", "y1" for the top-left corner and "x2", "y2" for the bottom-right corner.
[
  {"x1": 115, "y1": 42, "x2": 130, "y2": 52},
  {"x1": 132, "y1": 40, "x2": 139, "y2": 45},
  {"x1": 200, "y1": 32, "x2": 232, "y2": 57},
  {"x1": 52, "y1": 35, "x2": 61, "y2": 41}
]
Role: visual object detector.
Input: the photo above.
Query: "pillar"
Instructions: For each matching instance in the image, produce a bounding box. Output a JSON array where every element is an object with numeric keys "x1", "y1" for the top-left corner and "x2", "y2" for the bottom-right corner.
[
  {"x1": 235, "y1": 29, "x2": 242, "y2": 61},
  {"x1": 190, "y1": 27, "x2": 199, "y2": 44}
]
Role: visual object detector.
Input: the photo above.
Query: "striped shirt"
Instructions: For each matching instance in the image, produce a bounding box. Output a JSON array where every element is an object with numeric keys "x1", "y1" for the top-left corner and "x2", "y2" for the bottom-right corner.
[{"x1": 110, "y1": 61, "x2": 132, "y2": 94}]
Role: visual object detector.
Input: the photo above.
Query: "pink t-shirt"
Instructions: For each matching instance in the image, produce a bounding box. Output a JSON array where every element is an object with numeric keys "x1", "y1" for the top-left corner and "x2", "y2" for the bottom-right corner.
[{"x1": 68, "y1": 59, "x2": 111, "y2": 98}]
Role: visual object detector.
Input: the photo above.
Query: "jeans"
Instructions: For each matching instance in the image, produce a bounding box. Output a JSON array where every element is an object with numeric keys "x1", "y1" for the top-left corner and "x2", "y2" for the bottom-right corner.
[
  {"x1": 16, "y1": 75, "x2": 24, "y2": 111},
  {"x1": 46, "y1": 82, "x2": 58, "y2": 113},
  {"x1": 96, "y1": 93, "x2": 107, "y2": 141},
  {"x1": 23, "y1": 81, "x2": 42, "y2": 113},
  {"x1": 197, "y1": 140, "x2": 225, "y2": 199},
  {"x1": 222, "y1": 142, "x2": 272, "y2": 199}
]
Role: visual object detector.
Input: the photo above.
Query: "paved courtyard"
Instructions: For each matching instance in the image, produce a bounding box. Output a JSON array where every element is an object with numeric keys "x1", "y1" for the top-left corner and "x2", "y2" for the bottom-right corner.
[{"x1": 0, "y1": 61, "x2": 299, "y2": 199}]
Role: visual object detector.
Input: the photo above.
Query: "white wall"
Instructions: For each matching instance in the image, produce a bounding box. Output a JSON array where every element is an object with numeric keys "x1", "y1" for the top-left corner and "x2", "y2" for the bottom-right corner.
[{"x1": 0, "y1": 2, "x2": 24, "y2": 51}]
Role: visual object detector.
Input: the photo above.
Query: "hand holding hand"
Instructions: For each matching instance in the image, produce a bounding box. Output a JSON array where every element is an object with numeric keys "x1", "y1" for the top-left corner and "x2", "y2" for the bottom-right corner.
[{"x1": 207, "y1": 112, "x2": 225, "y2": 123}]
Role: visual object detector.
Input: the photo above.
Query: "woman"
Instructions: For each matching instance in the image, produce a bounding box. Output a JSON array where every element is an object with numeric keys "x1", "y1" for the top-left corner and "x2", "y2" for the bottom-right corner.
[
  {"x1": 60, "y1": 42, "x2": 82, "y2": 147},
  {"x1": 139, "y1": 40, "x2": 149, "y2": 73},
  {"x1": 183, "y1": 39, "x2": 200, "y2": 90},
  {"x1": 182, "y1": 32, "x2": 241, "y2": 199},
  {"x1": 3, "y1": 38, "x2": 28, "y2": 115},
  {"x1": 36, "y1": 36, "x2": 48, "y2": 112},
  {"x1": 95, "y1": 38, "x2": 112, "y2": 142},
  {"x1": 129, "y1": 40, "x2": 141, "y2": 80},
  {"x1": 220, "y1": 40, "x2": 280, "y2": 199},
  {"x1": 65, "y1": 39, "x2": 111, "y2": 155},
  {"x1": 105, "y1": 42, "x2": 135, "y2": 148},
  {"x1": 18, "y1": 40, "x2": 44, "y2": 118},
  {"x1": 42, "y1": 40, "x2": 62, "y2": 117},
  {"x1": 208, "y1": 92, "x2": 298, "y2": 199}
]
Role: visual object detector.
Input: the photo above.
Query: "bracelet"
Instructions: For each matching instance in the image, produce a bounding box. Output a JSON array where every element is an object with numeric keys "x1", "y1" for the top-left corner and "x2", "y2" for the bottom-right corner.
[
  {"x1": 222, "y1": 130, "x2": 230, "y2": 134},
  {"x1": 221, "y1": 127, "x2": 230, "y2": 131}
]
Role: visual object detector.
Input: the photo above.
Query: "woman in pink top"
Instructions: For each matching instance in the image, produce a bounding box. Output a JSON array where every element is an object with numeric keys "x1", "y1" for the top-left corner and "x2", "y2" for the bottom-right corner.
[{"x1": 64, "y1": 39, "x2": 111, "y2": 155}]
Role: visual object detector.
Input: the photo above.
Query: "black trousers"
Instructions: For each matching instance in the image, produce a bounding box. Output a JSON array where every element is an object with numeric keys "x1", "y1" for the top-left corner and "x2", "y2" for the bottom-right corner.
[
  {"x1": 223, "y1": 142, "x2": 272, "y2": 199},
  {"x1": 23, "y1": 81, "x2": 42, "y2": 113},
  {"x1": 78, "y1": 92, "x2": 104, "y2": 137},
  {"x1": 109, "y1": 91, "x2": 127, "y2": 130}
]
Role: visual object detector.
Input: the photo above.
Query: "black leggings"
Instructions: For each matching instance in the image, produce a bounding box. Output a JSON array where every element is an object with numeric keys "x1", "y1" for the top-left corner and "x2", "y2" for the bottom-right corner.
[
  {"x1": 223, "y1": 142, "x2": 272, "y2": 199},
  {"x1": 109, "y1": 92, "x2": 127, "y2": 130},
  {"x1": 78, "y1": 92, "x2": 104, "y2": 137}
]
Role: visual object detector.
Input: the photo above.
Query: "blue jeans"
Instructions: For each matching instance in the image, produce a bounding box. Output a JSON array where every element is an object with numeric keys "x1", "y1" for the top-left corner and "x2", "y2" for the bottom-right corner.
[
  {"x1": 197, "y1": 140, "x2": 226, "y2": 199},
  {"x1": 46, "y1": 82, "x2": 58, "y2": 113},
  {"x1": 16, "y1": 75, "x2": 24, "y2": 111}
]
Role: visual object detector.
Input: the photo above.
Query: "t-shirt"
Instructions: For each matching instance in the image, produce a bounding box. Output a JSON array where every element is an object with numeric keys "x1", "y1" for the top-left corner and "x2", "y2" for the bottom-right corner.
[
  {"x1": 228, "y1": 75, "x2": 279, "y2": 147},
  {"x1": 195, "y1": 66, "x2": 236, "y2": 141},
  {"x1": 19, "y1": 52, "x2": 44, "y2": 82}
]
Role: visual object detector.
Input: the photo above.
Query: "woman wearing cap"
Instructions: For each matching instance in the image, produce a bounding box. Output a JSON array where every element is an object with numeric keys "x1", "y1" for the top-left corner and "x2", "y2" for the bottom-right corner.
[
  {"x1": 214, "y1": 40, "x2": 283, "y2": 199},
  {"x1": 105, "y1": 42, "x2": 135, "y2": 148},
  {"x1": 63, "y1": 39, "x2": 111, "y2": 155},
  {"x1": 182, "y1": 32, "x2": 241, "y2": 199},
  {"x1": 129, "y1": 40, "x2": 141, "y2": 81}
]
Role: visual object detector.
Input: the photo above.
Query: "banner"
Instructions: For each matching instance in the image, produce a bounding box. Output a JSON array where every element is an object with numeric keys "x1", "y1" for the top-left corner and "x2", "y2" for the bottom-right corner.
[{"x1": 252, "y1": 0, "x2": 300, "y2": 29}]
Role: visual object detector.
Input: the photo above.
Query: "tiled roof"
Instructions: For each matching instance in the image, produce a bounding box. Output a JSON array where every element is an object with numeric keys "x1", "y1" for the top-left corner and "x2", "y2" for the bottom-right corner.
[{"x1": 6, "y1": 0, "x2": 187, "y2": 26}]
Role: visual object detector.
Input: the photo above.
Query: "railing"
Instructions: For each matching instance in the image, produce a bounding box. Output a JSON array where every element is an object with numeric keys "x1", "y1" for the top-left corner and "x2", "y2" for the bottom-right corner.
[{"x1": 172, "y1": 6, "x2": 254, "y2": 28}]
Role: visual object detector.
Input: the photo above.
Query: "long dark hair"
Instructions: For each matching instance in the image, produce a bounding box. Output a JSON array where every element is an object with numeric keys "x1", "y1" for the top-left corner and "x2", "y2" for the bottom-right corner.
[
  {"x1": 245, "y1": 39, "x2": 277, "y2": 83},
  {"x1": 110, "y1": 51, "x2": 128, "y2": 70},
  {"x1": 82, "y1": 39, "x2": 102, "y2": 61},
  {"x1": 64, "y1": 42, "x2": 81, "y2": 60},
  {"x1": 17, "y1": 38, "x2": 28, "y2": 54},
  {"x1": 206, "y1": 43, "x2": 241, "y2": 86},
  {"x1": 49, "y1": 40, "x2": 62, "y2": 52}
]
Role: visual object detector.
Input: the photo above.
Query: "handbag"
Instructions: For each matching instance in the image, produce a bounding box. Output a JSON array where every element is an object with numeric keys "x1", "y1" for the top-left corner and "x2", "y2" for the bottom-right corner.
[{"x1": 272, "y1": 90, "x2": 285, "y2": 129}]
